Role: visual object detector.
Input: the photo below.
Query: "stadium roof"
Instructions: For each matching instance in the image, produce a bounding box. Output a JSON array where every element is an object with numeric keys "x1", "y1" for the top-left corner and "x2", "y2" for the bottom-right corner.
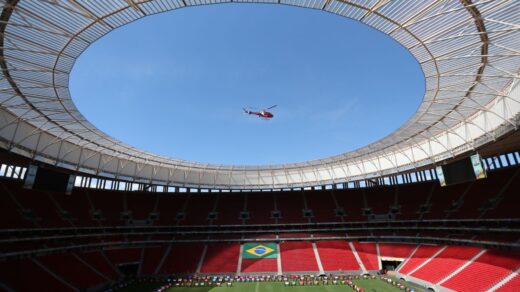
[{"x1": 0, "y1": 0, "x2": 519, "y2": 189}]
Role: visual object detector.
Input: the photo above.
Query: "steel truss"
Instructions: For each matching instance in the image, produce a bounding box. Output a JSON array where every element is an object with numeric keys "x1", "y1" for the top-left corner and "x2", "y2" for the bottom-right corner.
[{"x1": 0, "y1": 0, "x2": 519, "y2": 189}]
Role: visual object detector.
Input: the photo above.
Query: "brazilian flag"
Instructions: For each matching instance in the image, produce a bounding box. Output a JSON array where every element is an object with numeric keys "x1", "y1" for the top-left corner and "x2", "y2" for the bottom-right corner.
[{"x1": 242, "y1": 243, "x2": 277, "y2": 259}]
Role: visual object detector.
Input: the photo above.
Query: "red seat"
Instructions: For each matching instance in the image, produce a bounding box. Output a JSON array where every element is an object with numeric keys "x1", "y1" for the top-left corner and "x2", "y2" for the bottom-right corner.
[
  {"x1": 441, "y1": 250, "x2": 520, "y2": 291},
  {"x1": 317, "y1": 240, "x2": 360, "y2": 271},
  {"x1": 280, "y1": 241, "x2": 318, "y2": 272}
]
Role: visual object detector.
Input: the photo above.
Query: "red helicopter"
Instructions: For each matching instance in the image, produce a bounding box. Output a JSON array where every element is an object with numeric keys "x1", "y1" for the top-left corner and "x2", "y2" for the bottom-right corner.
[{"x1": 243, "y1": 105, "x2": 277, "y2": 119}]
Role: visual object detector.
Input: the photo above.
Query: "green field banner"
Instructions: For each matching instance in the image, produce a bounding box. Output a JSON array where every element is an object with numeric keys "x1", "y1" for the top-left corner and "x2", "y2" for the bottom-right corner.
[{"x1": 242, "y1": 243, "x2": 277, "y2": 259}]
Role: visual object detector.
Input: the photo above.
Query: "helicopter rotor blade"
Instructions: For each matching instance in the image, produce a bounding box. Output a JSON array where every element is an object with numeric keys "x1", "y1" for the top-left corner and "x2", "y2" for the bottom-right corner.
[{"x1": 266, "y1": 105, "x2": 277, "y2": 110}]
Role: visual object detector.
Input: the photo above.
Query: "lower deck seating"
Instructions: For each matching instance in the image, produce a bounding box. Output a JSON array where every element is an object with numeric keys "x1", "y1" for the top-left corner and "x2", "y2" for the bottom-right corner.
[
  {"x1": 280, "y1": 241, "x2": 318, "y2": 272},
  {"x1": 440, "y1": 250, "x2": 520, "y2": 292},
  {"x1": 496, "y1": 274, "x2": 520, "y2": 292},
  {"x1": 378, "y1": 243, "x2": 416, "y2": 259},
  {"x1": 352, "y1": 242, "x2": 379, "y2": 270},
  {"x1": 397, "y1": 244, "x2": 442, "y2": 274},
  {"x1": 200, "y1": 243, "x2": 240, "y2": 273},
  {"x1": 316, "y1": 240, "x2": 360, "y2": 271},
  {"x1": 159, "y1": 244, "x2": 204, "y2": 274},
  {"x1": 241, "y1": 258, "x2": 278, "y2": 273},
  {"x1": 410, "y1": 246, "x2": 481, "y2": 284}
]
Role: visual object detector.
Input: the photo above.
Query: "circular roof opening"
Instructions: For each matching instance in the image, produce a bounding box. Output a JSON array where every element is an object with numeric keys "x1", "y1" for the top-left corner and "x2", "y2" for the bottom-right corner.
[{"x1": 71, "y1": 4, "x2": 424, "y2": 165}]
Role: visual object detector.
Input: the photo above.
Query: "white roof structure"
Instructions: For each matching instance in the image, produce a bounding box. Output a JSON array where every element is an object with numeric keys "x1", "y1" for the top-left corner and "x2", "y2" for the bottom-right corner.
[{"x1": 0, "y1": 0, "x2": 519, "y2": 189}]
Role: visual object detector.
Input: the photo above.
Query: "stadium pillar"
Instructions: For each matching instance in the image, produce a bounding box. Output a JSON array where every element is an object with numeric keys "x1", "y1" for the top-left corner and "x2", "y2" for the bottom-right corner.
[{"x1": 276, "y1": 243, "x2": 282, "y2": 275}]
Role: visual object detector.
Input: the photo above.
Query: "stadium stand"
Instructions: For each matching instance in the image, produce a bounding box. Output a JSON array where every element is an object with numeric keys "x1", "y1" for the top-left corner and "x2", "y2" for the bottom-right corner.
[
  {"x1": 77, "y1": 251, "x2": 120, "y2": 281},
  {"x1": 449, "y1": 171, "x2": 512, "y2": 219},
  {"x1": 495, "y1": 274, "x2": 520, "y2": 292},
  {"x1": 214, "y1": 193, "x2": 244, "y2": 225},
  {"x1": 276, "y1": 192, "x2": 307, "y2": 224},
  {"x1": 154, "y1": 193, "x2": 187, "y2": 225},
  {"x1": 0, "y1": 159, "x2": 519, "y2": 290},
  {"x1": 483, "y1": 167, "x2": 520, "y2": 219},
  {"x1": 0, "y1": 1, "x2": 519, "y2": 290},
  {"x1": 140, "y1": 246, "x2": 168, "y2": 275},
  {"x1": 395, "y1": 183, "x2": 431, "y2": 220},
  {"x1": 280, "y1": 241, "x2": 318, "y2": 272},
  {"x1": 0, "y1": 165, "x2": 518, "y2": 230},
  {"x1": 246, "y1": 192, "x2": 275, "y2": 224},
  {"x1": 200, "y1": 243, "x2": 240, "y2": 273},
  {"x1": 0, "y1": 181, "x2": 34, "y2": 228},
  {"x1": 158, "y1": 244, "x2": 204, "y2": 274},
  {"x1": 410, "y1": 245, "x2": 481, "y2": 284},
  {"x1": 305, "y1": 190, "x2": 338, "y2": 222},
  {"x1": 378, "y1": 243, "x2": 416, "y2": 259},
  {"x1": 364, "y1": 187, "x2": 395, "y2": 215},
  {"x1": 126, "y1": 192, "x2": 157, "y2": 221},
  {"x1": 440, "y1": 250, "x2": 520, "y2": 291},
  {"x1": 88, "y1": 190, "x2": 124, "y2": 226},
  {"x1": 352, "y1": 242, "x2": 379, "y2": 270},
  {"x1": 334, "y1": 189, "x2": 365, "y2": 221},
  {"x1": 397, "y1": 244, "x2": 443, "y2": 274},
  {"x1": 183, "y1": 194, "x2": 216, "y2": 225},
  {"x1": 38, "y1": 253, "x2": 107, "y2": 290},
  {"x1": 104, "y1": 248, "x2": 141, "y2": 266},
  {"x1": 10, "y1": 184, "x2": 71, "y2": 228},
  {"x1": 0, "y1": 259, "x2": 75, "y2": 291},
  {"x1": 241, "y1": 258, "x2": 278, "y2": 273},
  {"x1": 49, "y1": 190, "x2": 96, "y2": 227},
  {"x1": 421, "y1": 182, "x2": 468, "y2": 220},
  {"x1": 316, "y1": 240, "x2": 361, "y2": 271}
]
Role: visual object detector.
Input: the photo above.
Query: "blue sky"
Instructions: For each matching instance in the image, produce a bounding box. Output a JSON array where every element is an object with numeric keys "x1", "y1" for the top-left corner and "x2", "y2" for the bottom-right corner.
[{"x1": 70, "y1": 4, "x2": 424, "y2": 166}]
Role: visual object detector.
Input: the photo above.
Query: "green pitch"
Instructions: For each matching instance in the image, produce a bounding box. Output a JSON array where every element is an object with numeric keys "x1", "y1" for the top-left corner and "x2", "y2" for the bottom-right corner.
[
  {"x1": 121, "y1": 278, "x2": 423, "y2": 292},
  {"x1": 164, "y1": 281, "x2": 405, "y2": 291}
]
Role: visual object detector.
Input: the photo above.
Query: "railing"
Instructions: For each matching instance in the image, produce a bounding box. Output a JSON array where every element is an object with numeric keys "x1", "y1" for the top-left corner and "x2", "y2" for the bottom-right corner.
[{"x1": 68, "y1": 150, "x2": 519, "y2": 193}]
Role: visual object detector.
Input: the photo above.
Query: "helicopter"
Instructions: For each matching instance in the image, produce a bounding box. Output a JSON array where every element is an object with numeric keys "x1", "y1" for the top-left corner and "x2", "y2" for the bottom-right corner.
[{"x1": 243, "y1": 105, "x2": 277, "y2": 119}]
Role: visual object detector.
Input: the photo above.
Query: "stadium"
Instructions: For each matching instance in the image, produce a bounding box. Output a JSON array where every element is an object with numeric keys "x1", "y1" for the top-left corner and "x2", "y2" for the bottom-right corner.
[{"x1": 0, "y1": 0, "x2": 519, "y2": 291}]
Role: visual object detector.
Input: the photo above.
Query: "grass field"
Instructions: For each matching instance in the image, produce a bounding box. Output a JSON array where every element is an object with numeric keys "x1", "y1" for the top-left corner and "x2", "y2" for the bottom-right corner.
[{"x1": 118, "y1": 277, "x2": 425, "y2": 292}]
